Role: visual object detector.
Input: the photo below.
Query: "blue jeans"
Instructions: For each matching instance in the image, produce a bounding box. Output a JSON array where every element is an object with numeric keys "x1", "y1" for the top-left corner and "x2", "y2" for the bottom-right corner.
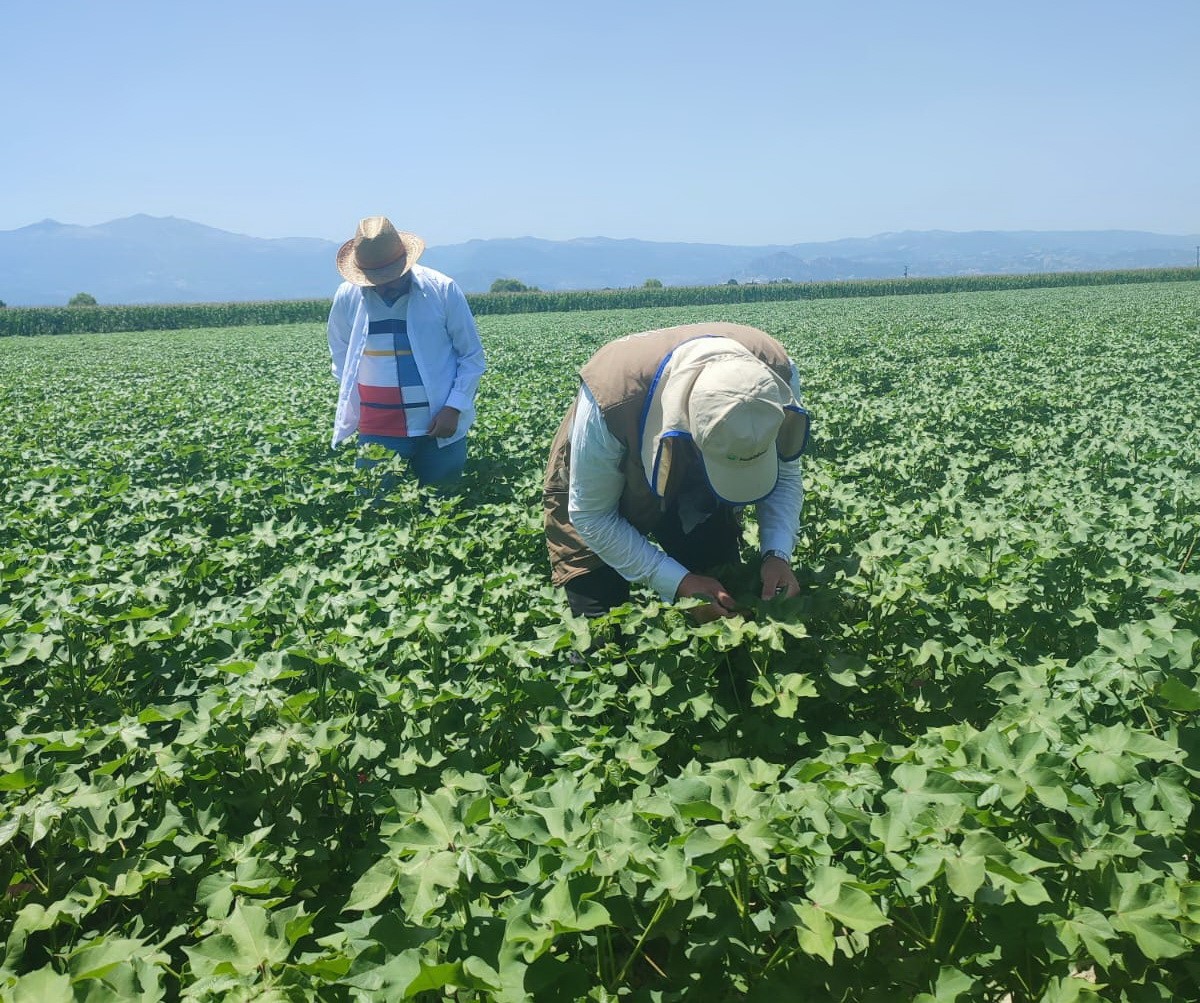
[{"x1": 356, "y1": 434, "x2": 468, "y2": 489}]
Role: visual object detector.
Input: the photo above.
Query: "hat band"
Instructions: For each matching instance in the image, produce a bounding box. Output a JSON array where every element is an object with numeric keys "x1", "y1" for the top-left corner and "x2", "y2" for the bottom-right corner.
[{"x1": 357, "y1": 245, "x2": 407, "y2": 272}]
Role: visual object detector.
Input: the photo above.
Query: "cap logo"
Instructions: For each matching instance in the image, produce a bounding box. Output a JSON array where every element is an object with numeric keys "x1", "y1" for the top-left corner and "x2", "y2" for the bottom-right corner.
[{"x1": 728, "y1": 447, "x2": 768, "y2": 462}]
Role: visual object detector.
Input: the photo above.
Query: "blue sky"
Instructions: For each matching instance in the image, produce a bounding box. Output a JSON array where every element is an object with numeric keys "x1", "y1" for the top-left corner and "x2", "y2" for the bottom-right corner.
[{"x1": 2, "y1": 0, "x2": 1197, "y2": 246}]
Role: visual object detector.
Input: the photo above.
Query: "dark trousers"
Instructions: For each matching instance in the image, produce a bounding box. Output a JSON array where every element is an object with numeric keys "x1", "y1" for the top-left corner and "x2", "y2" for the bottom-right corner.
[{"x1": 565, "y1": 504, "x2": 742, "y2": 617}]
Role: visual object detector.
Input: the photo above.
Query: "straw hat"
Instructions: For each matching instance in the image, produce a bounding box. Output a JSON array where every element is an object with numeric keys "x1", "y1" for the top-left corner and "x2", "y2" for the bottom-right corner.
[
  {"x1": 336, "y1": 216, "x2": 425, "y2": 286},
  {"x1": 640, "y1": 337, "x2": 809, "y2": 504}
]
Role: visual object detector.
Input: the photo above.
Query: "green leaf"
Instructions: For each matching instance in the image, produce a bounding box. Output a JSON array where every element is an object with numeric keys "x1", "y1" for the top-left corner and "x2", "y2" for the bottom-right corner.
[
  {"x1": 1077, "y1": 750, "x2": 1136, "y2": 786},
  {"x1": 532, "y1": 878, "x2": 611, "y2": 933},
  {"x1": 1051, "y1": 907, "x2": 1115, "y2": 967},
  {"x1": 345, "y1": 857, "x2": 398, "y2": 912},
  {"x1": 339, "y1": 948, "x2": 423, "y2": 994},
  {"x1": 67, "y1": 936, "x2": 153, "y2": 982},
  {"x1": 1110, "y1": 876, "x2": 1190, "y2": 960},
  {"x1": 775, "y1": 900, "x2": 836, "y2": 964},
  {"x1": 227, "y1": 900, "x2": 290, "y2": 970},
  {"x1": 775, "y1": 672, "x2": 817, "y2": 717},
  {"x1": 1113, "y1": 911, "x2": 1189, "y2": 960},
  {"x1": 1157, "y1": 675, "x2": 1200, "y2": 711},
  {"x1": 945, "y1": 853, "x2": 986, "y2": 900},
  {"x1": 1038, "y1": 975, "x2": 1104, "y2": 1002},
  {"x1": 913, "y1": 966, "x2": 974, "y2": 1003},
  {"x1": 394, "y1": 850, "x2": 460, "y2": 922},
  {"x1": 10, "y1": 967, "x2": 74, "y2": 1003},
  {"x1": 808, "y1": 866, "x2": 888, "y2": 933},
  {"x1": 404, "y1": 960, "x2": 493, "y2": 995},
  {"x1": 0, "y1": 767, "x2": 36, "y2": 791}
]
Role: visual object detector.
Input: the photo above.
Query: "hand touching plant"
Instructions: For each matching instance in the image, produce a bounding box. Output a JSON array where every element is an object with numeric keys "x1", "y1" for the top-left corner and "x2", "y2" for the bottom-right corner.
[
  {"x1": 677, "y1": 572, "x2": 738, "y2": 622},
  {"x1": 761, "y1": 554, "x2": 800, "y2": 600}
]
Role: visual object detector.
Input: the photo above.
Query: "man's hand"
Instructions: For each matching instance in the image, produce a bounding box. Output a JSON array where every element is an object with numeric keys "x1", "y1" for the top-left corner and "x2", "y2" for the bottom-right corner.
[
  {"x1": 428, "y1": 406, "x2": 461, "y2": 439},
  {"x1": 677, "y1": 572, "x2": 737, "y2": 622},
  {"x1": 761, "y1": 555, "x2": 800, "y2": 600}
]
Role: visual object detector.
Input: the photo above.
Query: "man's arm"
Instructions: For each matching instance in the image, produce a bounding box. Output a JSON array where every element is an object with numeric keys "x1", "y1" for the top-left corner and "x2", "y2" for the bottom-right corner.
[
  {"x1": 756, "y1": 457, "x2": 803, "y2": 559},
  {"x1": 442, "y1": 280, "x2": 486, "y2": 413},
  {"x1": 755, "y1": 362, "x2": 806, "y2": 598},
  {"x1": 568, "y1": 386, "x2": 690, "y2": 602},
  {"x1": 327, "y1": 285, "x2": 354, "y2": 383}
]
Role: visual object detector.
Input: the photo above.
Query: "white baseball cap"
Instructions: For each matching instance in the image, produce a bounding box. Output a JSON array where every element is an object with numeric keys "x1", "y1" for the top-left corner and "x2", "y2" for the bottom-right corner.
[{"x1": 640, "y1": 337, "x2": 809, "y2": 504}]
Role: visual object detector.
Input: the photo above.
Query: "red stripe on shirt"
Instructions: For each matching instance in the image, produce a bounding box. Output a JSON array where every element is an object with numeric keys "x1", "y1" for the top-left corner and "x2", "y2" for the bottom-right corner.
[{"x1": 358, "y1": 384, "x2": 404, "y2": 406}]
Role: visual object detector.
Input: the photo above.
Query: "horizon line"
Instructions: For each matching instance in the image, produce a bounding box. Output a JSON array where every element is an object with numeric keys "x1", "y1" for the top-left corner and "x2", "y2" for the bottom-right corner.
[{"x1": 5, "y1": 214, "x2": 1200, "y2": 247}]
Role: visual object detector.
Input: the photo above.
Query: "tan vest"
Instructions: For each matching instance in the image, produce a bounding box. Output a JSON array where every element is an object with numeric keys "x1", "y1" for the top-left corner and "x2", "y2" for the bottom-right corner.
[{"x1": 543, "y1": 322, "x2": 792, "y2": 585}]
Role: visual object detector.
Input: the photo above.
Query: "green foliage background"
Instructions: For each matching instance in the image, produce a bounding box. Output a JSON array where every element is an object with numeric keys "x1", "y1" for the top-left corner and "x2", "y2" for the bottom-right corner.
[{"x1": 0, "y1": 283, "x2": 1198, "y2": 1000}]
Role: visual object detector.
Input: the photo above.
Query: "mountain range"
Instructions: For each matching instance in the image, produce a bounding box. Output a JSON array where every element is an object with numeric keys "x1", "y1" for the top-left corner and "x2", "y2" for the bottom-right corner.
[{"x1": 2, "y1": 215, "x2": 1197, "y2": 306}]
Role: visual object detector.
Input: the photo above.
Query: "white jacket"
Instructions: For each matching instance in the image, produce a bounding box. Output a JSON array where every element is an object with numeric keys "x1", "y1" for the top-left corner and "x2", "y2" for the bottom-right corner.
[{"x1": 327, "y1": 264, "x2": 486, "y2": 448}]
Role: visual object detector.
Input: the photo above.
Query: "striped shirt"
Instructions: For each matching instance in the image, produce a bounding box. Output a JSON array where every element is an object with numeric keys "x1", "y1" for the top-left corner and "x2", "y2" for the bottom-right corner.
[{"x1": 356, "y1": 290, "x2": 431, "y2": 437}]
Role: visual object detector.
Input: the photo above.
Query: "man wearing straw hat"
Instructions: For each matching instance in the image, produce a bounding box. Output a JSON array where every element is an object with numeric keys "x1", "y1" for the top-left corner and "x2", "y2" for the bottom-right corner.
[
  {"x1": 544, "y1": 322, "x2": 809, "y2": 621},
  {"x1": 328, "y1": 216, "x2": 486, "y2": 488}
]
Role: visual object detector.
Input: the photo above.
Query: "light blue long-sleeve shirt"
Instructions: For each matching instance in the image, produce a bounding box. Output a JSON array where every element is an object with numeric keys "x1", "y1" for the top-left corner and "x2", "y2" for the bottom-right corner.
[{"x1": 327, "y1": 264, "x2": 485, "y2": 448}]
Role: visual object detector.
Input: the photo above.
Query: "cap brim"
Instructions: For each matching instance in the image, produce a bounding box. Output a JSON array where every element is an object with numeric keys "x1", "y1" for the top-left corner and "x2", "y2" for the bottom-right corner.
[{"x1": 700, "y1": 450, "x2": 779, "y2": 505}]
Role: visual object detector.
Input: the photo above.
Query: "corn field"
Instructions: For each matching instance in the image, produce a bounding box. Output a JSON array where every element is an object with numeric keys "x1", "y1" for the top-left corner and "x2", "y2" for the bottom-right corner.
[{"x1": 0, "y1": 267, "x2": 1196, "y2": 337}]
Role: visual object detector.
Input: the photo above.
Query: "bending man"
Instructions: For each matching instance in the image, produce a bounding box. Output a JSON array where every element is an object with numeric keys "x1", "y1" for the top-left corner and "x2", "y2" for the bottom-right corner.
[{"x1": 544, "y1": 322, "x2": 809, "y2": 620}]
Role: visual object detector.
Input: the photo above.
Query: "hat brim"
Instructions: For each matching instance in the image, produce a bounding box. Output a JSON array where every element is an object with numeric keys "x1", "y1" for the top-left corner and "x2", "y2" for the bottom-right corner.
[
  {"x1": 778, "y1": 406, "x2": 811, "y2": 461},
  {"x1": 336, "y1": 231, "x2": 425, "y2": 286},
  {"x1": 699, "y1": 449, "x2": 780, "y2": 505},
  {"x1": 701, "y1": 405, "x2": 810, "y2": 503}
]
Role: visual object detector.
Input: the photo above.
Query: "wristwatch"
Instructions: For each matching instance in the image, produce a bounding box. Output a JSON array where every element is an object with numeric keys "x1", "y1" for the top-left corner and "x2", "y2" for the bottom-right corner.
[{"x1": 762, "y1": 549, "x2": 791, "y2": 565}]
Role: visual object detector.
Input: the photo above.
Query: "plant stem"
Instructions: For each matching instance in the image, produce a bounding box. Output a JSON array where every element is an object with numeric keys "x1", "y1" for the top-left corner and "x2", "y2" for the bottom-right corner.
[
  {"x1": 1178, "y1": 532, "x2": 1197, "y2": 574},
  {"x1": 942, "y1": 905, "x2": 974, "y2": 961},
  {"x1": 929, "y1": 895, "x2": 946, "y2": 951},
  {"x1": 762, "y1": 941, "x2": 804, "y2": 974},
  {"x1": 616, "y1": 896, "x2": 670, "y2": 984},
  {"x1": 891, "y1": 907, "x2": 931, "y2": 946}
]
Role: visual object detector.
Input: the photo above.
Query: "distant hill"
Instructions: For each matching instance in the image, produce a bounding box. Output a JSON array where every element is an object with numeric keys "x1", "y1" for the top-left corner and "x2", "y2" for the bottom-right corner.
[
  {"x1": 1, "y1": 215, "x2": 1197, "y2": 306},
  {"x1": 0, "y1": 216, "x2": 339, "y2": 307}
]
